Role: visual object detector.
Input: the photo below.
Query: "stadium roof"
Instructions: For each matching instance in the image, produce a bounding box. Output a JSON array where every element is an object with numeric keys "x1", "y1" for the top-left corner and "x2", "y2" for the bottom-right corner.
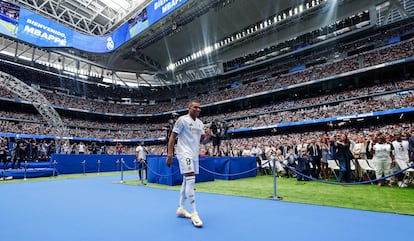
[
  {"x1": 13, "y1": 0, "x2": 151, "y2": 35},
  {"x1": 4, "y1": 0, "x2": 409, "y2": 87}
]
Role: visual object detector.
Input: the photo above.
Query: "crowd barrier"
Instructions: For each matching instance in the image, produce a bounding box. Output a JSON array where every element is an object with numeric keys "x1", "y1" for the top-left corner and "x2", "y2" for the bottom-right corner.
[
  {"x1": 147, "y1": 156, "x2": 256, "y2": 185},
  {"x1": 49, "y1": 154, "x2": 136, "y2": 174},
  {"x1": 48, "y1": 154, "x2": 257, "y2": 185}
]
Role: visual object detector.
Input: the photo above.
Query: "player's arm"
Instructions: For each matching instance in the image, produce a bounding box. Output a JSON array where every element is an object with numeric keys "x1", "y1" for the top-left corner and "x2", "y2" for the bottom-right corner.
[{"x1": 166, "y1": 131, "x2": 177, "y2": 167}]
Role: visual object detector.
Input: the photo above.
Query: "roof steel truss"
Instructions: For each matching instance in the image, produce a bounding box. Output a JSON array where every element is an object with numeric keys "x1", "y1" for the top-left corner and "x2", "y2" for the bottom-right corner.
[{"x1": 11, "y1": 0, "x2": 150, "y2": 35}]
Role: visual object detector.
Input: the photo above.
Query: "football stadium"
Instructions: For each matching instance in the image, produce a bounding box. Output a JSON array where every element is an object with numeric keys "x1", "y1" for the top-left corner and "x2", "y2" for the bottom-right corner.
[{"x1": 1, "y1": 0, "x2": 414, "y2": 240}]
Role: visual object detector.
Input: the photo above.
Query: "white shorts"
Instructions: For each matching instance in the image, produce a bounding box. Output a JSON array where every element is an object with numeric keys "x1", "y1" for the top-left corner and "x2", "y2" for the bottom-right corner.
[{"x1": 178, "y1": 156, "x2": 199, "y2": 175}]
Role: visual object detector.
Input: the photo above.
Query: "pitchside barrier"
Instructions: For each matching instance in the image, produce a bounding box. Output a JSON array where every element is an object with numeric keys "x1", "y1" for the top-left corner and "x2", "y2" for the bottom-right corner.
[{"x1": 46, "y1": 154, "x2": 256, "y2": 186}]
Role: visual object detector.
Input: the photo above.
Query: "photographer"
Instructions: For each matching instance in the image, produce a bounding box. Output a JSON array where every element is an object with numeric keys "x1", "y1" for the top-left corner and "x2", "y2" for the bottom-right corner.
[
  {"x1": 165, "y1": 118, "x2": 176, "y2": 140},
  {"x1": 221, "y1": 121, "x2": 234, "y2": 156},
  {"x1": 11, "y1": 139, "x2": 26, "y2": 169},
  {"x1": 0, "y1": 138, "x2": 8, "y2": 169},
  {"x1": 210, "y1": 119, "x2": 222, "y2": 156},
  {"x1": 162, "y1": 116, "x2": 177, "y2": 155}
]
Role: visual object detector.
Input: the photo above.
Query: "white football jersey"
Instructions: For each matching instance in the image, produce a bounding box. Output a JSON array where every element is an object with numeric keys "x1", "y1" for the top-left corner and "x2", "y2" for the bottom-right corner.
[{"x1": 173, "y1": 114, "x2": 205, "y2": 161}]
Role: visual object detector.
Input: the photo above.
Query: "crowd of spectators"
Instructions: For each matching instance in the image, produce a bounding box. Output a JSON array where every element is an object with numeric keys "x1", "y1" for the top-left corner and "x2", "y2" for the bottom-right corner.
[
  {"x1": 0, "y1": 17, "x2": 413, "y2": 160},
  {"x1": 1, "y1": 122, "x2": 411, "y2": 160},
  {"x1": 0, "y1": 78, "x2": 413, "y2": 141},
  {"x1": 3, "y1": 37, "x2": 409, "y2": 116},
  {"x1": 202, "y1": 80, "x2": 414, "y2": 123},
  {"x1": 0, "y1": 16, "x2": 412, "y2": 110},
  {"x1": 0, "y1": 18, "x2": 412, "y2": 113}
]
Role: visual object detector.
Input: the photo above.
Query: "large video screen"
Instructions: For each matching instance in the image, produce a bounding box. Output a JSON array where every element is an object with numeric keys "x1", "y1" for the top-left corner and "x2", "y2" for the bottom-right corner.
[
  {"x1": 0, "y1": 0, "x2": 187, "y2": 53},
  {"x1": 129, "y1": 0, "x2": 188, "y2": 39},
  {"x1": 0, "y1": 0, "x2": 19, "y2": 37}
]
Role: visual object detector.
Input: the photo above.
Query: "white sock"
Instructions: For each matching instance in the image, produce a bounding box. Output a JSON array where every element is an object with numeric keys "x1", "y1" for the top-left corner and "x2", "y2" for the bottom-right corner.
[
  {"x1": 179, "y1": 178, "x2": 186, "y2": 208},
  {"x1": 185, "y1": 176, "x2": 197, "y2": 213}
]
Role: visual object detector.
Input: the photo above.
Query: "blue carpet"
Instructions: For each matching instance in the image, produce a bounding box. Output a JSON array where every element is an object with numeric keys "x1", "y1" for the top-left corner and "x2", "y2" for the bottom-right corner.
[{"x1": 0, "y1": 175, "x2": 412, "y2": 241}]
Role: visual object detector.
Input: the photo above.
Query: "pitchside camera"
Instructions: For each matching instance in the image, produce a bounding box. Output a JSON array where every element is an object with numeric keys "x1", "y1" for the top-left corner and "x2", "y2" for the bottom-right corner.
[{"x1": 171, "y1": 112, "x2": 179, "y2": 121}]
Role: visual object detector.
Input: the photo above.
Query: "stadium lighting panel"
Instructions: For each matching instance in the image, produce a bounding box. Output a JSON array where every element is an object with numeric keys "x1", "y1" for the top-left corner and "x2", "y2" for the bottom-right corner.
[
  {"x1": 100, "y1": 0, "x2": 132, "y2": 11},
  {"x1": 204, "y1": 46, "x2": 213, "y2": 54},
  {"x1": 166, "y1": 0, "x2": 332, "y2": 72},
  {"x1": 18, "y1": 55, "x2": 32, "y2": 61},
  {"x1": 168, "y1": 63, "x2": 175, "y2": 70},
  {"x1": 0, "y1": 50, "x2": 14, "y2": 57}
]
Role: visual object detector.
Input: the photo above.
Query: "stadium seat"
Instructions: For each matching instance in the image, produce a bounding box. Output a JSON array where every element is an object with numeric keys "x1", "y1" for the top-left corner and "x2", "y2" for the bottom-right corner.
[
  {"x1": 356, "y1": 159, "x2": 375, "y2": 183},
  {"x1": 257, "y1": 155, "x2": 271, "y2": 175},
  {"x1": 327, "y1": 159, "x2": 340, "y2": 180},
  {"x1": 366, "y1": 159, "x2": 376, "y2": 170}
]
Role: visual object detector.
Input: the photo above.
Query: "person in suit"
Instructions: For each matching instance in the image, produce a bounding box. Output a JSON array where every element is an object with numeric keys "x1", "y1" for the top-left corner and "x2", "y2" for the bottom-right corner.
[
  {"x1": 296, "y1": 149, "x2": 312, "y2": 181},
  {"x1": 333, "y1": 133, "x2": 354, "y2": 183},
  {"x1": 11, "y1": 139, "x2": 26, "y2": 169},
  {"x1": 408, "y1": 129, "x2": 414, "y2": 163},
  {"x1": 0, "y1": 138, "x2": 8, "y2": 169},
  {"x1": 308, "y1": 138, "x2": 321, "y2": 179}
]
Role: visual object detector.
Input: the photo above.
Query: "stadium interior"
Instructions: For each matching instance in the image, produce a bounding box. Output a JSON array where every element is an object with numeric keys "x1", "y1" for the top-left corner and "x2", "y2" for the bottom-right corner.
[
  {"x1": 2, "y1": 2, "x2": 414, "y2": 240},
  {"x1": 0, "y1": 0, "x2": 413, "y2": 159}
]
